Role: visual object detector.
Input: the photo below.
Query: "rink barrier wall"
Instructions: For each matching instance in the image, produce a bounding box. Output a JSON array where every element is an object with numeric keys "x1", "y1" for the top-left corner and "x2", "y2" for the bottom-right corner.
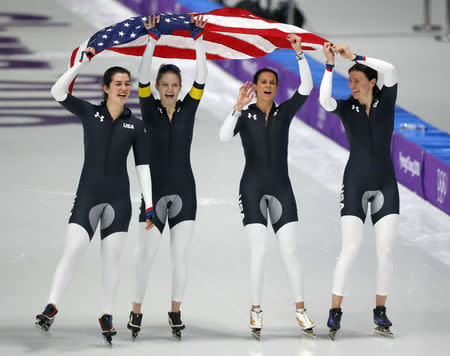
[{"x1": 118, "y1": 0, "x2": 450, "y2": 215}]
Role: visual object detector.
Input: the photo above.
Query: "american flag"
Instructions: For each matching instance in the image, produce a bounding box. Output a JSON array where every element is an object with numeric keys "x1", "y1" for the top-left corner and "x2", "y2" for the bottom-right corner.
[
  {"x1": 69, "y1": 8, "x2": 328, "y2": 88},
  {"x1": 84, "y1": 13, "x2": 196, "y2": 57}
]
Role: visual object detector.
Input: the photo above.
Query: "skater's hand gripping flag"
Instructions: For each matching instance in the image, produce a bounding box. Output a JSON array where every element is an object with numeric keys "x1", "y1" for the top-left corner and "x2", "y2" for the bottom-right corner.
[{"x1": 67, "y1": 8, "x2": 328, "y2": 92}]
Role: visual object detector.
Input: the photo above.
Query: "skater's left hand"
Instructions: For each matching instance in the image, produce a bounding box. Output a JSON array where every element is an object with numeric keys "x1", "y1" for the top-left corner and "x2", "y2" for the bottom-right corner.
[
  {"x1": 146, "y1": 219, "x2": 155, "y2": 230},
  {"x1": 287, "y1": 34, "x2": 303, "y2": 55},
  {"x1": 145, "y1": 206, "x2": 156, "y2": 230},
  {"x1": 190, "y1": 14, "x2": 207, "y2": 40}
]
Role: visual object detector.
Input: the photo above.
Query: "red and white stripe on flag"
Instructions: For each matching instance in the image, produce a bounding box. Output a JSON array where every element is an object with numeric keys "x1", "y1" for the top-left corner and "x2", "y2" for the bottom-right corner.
[{"x1": 70, "y1": 7, "x2": 328, "y2": 65}]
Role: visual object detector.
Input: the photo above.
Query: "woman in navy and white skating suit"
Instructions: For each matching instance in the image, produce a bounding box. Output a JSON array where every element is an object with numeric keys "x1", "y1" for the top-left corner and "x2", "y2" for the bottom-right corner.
[
  {"x1": 127, "y1": 16, "x2": 207, "y2": 339},
  {"x1": 319, "y1": 42, "x2": 399, "y2": 337},
  {"x1": 35, "y1": 47, "x2": 153, "y2": 345},
  {"x1": 220, "y1": 34, "x2": 316, "y2": 338}
]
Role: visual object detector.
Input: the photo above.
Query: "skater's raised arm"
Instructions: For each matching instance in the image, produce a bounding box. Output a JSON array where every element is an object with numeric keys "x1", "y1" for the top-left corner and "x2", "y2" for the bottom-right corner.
[
  {"x1": 319, "y1": 42, "x2": 338, "y2": 112},
  {"x1": 51, "y1": 47, "x2": 94, "y2": 101},
  {"x1": 191, "y1": 15, "x2": 208, "y2": 85},
  {"x1": 138, "y1": 15, "x2": 160, "y2": 86},
  {"x1": 287, "y1": 34, "x2": 313, "y2": 96},
  {"x1": 219, "y1": 81, "x2": 255, "y2": 142},
  {"x1": 333, "y1": 44, "x2": 397, "y2": 88}
]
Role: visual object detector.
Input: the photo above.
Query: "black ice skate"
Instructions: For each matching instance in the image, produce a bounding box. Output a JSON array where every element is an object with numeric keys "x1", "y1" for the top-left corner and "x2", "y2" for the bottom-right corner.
[
  {"x1": 327, "y1": 308, "x2": 342, "y2": 341},
  {"x1": 373, "y1": 306, "x2": 393, "y2": 337},
  {"x1": 168, "y1": 311, "x2": 185, "y2": 340},
  {"x1": 99, "y1": 314, "x2": 117, "y2": 346},
  {"x1": 127, "y1": 311, "x2": 143, "y2": 341},
  {"x1": 35, "y1": 304, "x2": 58, "y2": 333}
]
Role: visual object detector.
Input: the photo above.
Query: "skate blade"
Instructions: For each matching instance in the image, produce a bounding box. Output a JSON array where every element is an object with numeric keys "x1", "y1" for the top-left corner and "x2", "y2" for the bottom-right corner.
[
  {"x1": 251, "y1": 329, "x2": 261, "y2": 341},
  {"x1": 131, "y1": 331, "x2": 139, "y2": 341},
  {"x1": 102, "y1": 335, "x2": 113, "y2": 347},
  {"x1": 375, "y1": 326, "x2": 394, "y2": 337},
  {"x1": 302, "y1": 328, "x2": 316, "y2": 338},
  {"x1": 35, "y1": 321, "x2": 51, "y2": 336},
  {"x1": 172, "y1": 330, "x2": 182, "y2": 340},
  {"x1": 328, "y1": 329, "x2": 337, "y2": 341}
]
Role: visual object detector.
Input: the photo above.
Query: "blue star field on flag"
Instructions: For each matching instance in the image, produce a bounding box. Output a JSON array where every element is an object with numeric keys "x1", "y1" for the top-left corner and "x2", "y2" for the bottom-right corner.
[{"x1": 86, "y1": 13, "x2": 195, "y2": 54}]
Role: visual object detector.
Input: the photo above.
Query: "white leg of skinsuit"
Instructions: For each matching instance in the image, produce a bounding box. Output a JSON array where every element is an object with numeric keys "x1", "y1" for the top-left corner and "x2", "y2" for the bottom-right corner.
[
  {"x1": 100, "y1": 231, "x2": 126, "y2": 315},
  {"x1": 275, "y1": 222, "x2": 304, "y2": 303},
  {"x1": 245, "y1": 223, "x2": 268, "y2": 306},
  {"x1": 374, "y1": 214, "x2": 399, "y2": 296},
  {"x1": 332, "y1": 216, "x2": 365, "y2": 296},
  {"x1": 170, "y1": 220, "x2": 195, "y2": 302},
  {"x1": 48, "y1": 223, "x2": 90, "y2": 306},
  {"x1": 133, "y1": 223, "x2": 162, "y2": 304}
]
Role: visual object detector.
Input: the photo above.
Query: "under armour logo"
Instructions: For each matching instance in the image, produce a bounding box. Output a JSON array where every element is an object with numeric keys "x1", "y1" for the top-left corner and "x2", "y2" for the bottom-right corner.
[
  {"x1": 339, "y1": 185, "x2": 345, "y2": 210},
  {"x1": 94, "y1": 111, "x2": 104, "y2": 122},
  {"x1": 273, "y1": 110, "x2": 278, "y2": 117},
  {"x1": 373, "y1": 100, "x2": 379, "y2": 108},
  {"x1": 238, "y1": 194, "x2": 245, "y2": 221},
  {"x1": 437, "y1": 168, "x2": 448, "y2": 204},
  {"x1": 248, "y1": 113, "x2": 257, "y2": 120},
  {"x1": 351, "y1": 105, "x2": 360, "y2": 113}
]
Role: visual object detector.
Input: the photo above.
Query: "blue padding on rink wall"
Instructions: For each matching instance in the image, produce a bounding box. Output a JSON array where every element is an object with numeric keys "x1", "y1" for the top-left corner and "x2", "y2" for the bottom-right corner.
[{"x1": 176, "y1": 0, "x2": 222, "y2": 12}]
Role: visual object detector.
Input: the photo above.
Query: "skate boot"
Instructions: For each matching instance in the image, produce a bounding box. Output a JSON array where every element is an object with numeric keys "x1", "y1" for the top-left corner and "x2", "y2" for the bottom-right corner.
[
  {"x1": 373, "y1": 306, "x2": 393, "y2": 337},
  {"x1": 249, "y1": 308, "x2": 263, "y2": 340},
  {"x1": 295, "y1": 308, "x2": 316, "y2": 337},
  {"x1": 327, "y1": 308, "x2": 342, "y2": 341},
  {"x1": 127, "y1": 311, "x2": 143, "y2": 341},
  {"x1": 99, "y1": 314, "x2": 117, "y2": 346},
  {"x1": 35, "y1": 304, "x2": 58, "y2": 333},
  {"x1": 168, "y1": 311, "x2": 185, "y2": 340}
]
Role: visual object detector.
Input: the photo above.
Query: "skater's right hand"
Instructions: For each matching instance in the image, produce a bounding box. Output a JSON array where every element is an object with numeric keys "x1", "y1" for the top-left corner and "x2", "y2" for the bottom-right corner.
[
  {"x1": 234, "y1": 81, "x2": 255, "y2": 112},
  {"x1": 81, "y1": 47, "x2": 96, "y2": 62}
]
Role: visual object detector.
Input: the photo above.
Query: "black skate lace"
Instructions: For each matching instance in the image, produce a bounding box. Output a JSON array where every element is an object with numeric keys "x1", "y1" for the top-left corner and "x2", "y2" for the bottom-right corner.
[{"x1": 169, "y1": 312, "x2": 182, "y2": 325}]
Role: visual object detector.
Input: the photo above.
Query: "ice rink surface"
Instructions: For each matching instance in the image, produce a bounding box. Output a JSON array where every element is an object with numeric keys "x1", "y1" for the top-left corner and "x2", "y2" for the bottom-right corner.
[{"x1": 0, "y1": 0, "x2": 449, "y2": 355}]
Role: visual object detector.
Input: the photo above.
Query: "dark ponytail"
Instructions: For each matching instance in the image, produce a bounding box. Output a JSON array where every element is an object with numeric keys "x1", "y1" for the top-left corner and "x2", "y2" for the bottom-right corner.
[
  {"x1": 102, "y1": 66, "x2": 131, "y2": 102},
  {"x1": 348, "y1": 63, "x2": 380, "y2": 97},
  {"x1": 253, "y1": 68, "x2": 279, "y2": 85}
]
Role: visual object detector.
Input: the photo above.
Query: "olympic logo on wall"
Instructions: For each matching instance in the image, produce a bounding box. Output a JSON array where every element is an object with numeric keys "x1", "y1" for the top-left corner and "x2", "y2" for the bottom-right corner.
[{"x1": 437, "y1": 169, "x2": 448, "y2": 204}]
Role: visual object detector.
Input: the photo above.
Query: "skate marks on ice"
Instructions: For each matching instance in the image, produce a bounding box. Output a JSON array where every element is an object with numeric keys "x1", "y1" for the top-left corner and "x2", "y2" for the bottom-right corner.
[{"x1": 0, "y1": 324, "x2": 107, "y2": 354}]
